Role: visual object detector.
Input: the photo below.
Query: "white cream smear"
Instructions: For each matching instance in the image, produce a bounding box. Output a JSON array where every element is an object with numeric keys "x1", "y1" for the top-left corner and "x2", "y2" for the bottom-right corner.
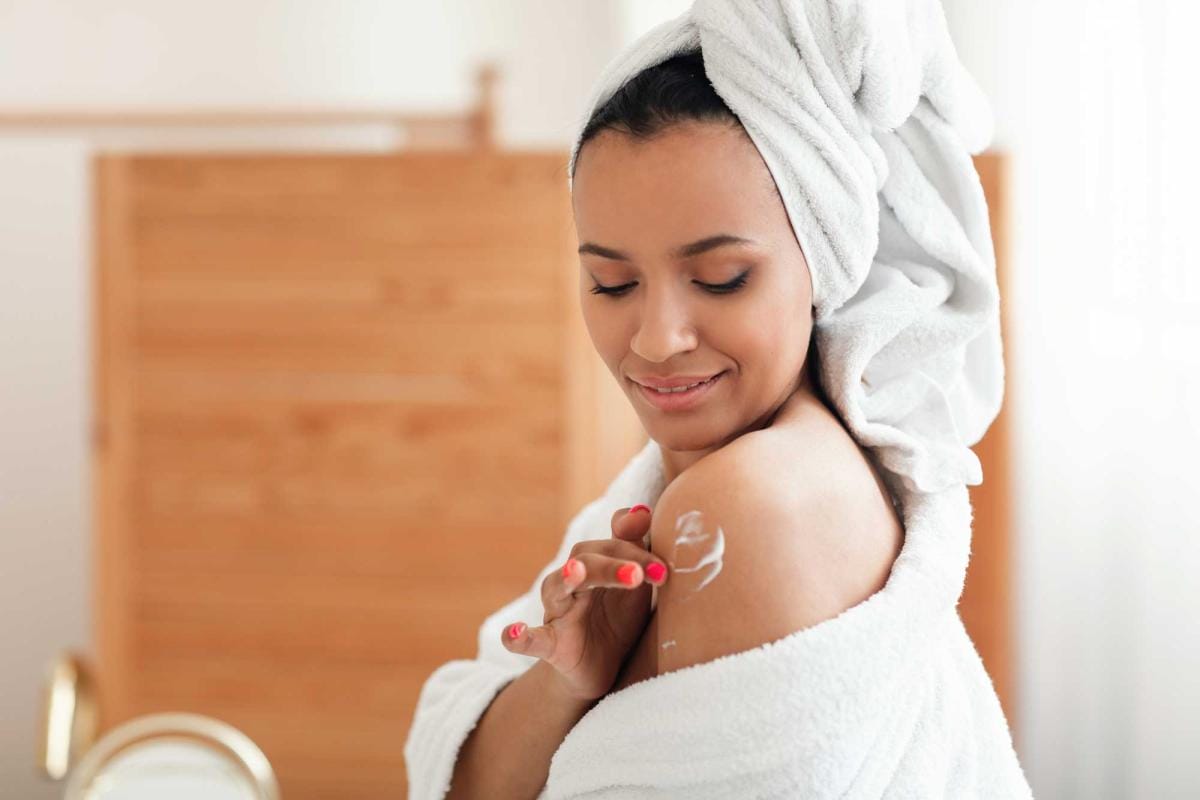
[{"x1": 659, "y1": 509, "x2": 726, "y2": 651}]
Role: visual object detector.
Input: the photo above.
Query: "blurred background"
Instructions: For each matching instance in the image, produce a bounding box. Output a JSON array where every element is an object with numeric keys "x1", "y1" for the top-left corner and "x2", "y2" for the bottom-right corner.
[{"x1": 1, "y1": 1, "x2": 1197, "y2": 798}]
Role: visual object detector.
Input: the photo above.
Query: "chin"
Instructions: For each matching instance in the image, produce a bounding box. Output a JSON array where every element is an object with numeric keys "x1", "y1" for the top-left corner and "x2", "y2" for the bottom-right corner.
[{"x1": 640, "y1": 419, "x2": 728, "y2": 452}]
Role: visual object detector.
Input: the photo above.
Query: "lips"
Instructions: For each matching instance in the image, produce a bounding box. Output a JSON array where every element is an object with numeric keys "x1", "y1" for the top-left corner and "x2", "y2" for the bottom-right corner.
[
  {"x1": 641, "y1": 375, "x2": 718, "y2": 392},
  {"x1": 632, "y1": 373, "x2": 723, "y2": 390},
  {"x1": 633, "y1": 370, "x2": 726, "y2": 411}
]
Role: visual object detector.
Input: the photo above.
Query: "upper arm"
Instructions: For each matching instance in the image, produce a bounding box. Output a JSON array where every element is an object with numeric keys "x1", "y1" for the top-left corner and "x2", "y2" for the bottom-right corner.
[{"x1": 648, "y1": 453, "x2": 898, "y2": 675}]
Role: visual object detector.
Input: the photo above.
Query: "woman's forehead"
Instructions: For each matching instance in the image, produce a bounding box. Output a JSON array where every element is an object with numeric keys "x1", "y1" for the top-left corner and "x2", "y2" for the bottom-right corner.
[{"x1": 572, "y1": 126, "x2": 788, "y2": 252}]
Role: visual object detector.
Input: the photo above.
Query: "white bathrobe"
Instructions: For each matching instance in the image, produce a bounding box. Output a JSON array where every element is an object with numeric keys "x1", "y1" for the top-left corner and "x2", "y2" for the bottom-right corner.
[{"x1": 404, "y1": 441, "x2": 1033, "y2": 799}]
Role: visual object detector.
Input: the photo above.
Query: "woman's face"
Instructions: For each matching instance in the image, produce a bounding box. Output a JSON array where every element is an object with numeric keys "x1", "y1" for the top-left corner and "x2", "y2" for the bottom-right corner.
[{"x1": 571, "y1": 120, "x2": 816, "y2": 456}]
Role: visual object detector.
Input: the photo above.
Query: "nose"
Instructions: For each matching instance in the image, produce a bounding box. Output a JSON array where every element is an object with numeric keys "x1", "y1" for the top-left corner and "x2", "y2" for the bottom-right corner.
[{"x1": 629, "y1": 283, "x2": 698, "y2": 363}]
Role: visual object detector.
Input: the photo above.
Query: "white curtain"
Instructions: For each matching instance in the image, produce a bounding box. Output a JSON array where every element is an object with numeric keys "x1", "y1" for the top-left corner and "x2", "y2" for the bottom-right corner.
[{"x1": 945, "y1": 0, "x2": 1200, "y2": 796}]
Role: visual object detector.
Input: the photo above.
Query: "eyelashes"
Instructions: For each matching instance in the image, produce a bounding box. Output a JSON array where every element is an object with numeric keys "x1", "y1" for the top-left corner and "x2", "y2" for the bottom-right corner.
[{"x1": 589, "y1": 269, "x2": 751, "y2": 297}]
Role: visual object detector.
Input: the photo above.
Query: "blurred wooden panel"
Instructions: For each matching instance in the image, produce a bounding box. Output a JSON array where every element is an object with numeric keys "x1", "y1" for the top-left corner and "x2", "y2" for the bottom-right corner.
[
  {"x1": 963, "y1": 150, "x2": 1018, "y2": 741},
  {"x1": 92, "y1": 152, "x2": 617, "y2": 799}
]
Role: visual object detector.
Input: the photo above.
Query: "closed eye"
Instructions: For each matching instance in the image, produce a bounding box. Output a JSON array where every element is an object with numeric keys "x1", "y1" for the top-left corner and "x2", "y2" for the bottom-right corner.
[{"x1": 589, "y1": 269, "x2": 751, "y2": 297}]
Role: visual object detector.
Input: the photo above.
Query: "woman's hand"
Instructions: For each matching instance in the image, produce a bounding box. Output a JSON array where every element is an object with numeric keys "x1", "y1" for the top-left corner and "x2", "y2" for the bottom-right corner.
[{"x1": 501, "y1": 505, "x2": 669, "y2": 702}]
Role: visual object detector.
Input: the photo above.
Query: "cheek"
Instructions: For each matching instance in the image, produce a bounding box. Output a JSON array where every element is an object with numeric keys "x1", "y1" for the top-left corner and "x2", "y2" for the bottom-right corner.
[
  {"x1": 730, "y1": 301, "x2": 799, "y2": 366},
  {"x1": 580, "y1": 299, "x2": 626, "y2": 364},
  {"x1": 718, "y1": 301, "x2": 774, "y2": 353}
]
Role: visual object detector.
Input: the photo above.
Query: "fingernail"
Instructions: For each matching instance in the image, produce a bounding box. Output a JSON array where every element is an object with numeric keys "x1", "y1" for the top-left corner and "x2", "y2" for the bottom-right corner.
[
  {"x1": 645, "y1": 562, "x2": 667, "y2": 583},
  {"x1": 617, "y1": 562, "x2": 639, "y2": 585},
  {"x1": 629, "y1": 504, "x2": 651, "y2": 516},
  {"x1": 562, "y1": 558, "x2": 578, "y2": 580},
  {"x1": 508, "y1": 623, "x2": 526, "y2": 640}
]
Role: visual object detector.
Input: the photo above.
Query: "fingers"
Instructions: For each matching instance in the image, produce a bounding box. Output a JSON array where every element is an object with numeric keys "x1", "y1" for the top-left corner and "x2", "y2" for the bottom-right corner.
[
  {"x1": 541, "y1": 556, "x2": 585, "y2": 619},
  {"x1": 611, "y1": 504, "x2": 653, "y2": 543},
  {"x1": 541, "y1": 546, "x2": 670, "y2": 619},
  {"x1": 538, "y1": 508, "x2": 665, "y2": 620},
  {"x1": 542, "y1": 548, "x2": 670, "y2": 613},
  {"x1": 568, "y1": 552, "x2": 654, "y2": 590}
]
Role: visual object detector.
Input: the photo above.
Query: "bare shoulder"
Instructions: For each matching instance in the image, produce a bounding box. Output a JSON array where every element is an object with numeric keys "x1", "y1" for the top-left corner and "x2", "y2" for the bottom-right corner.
[{"x1": 648, "y1": 399, "x2": 904, "y2": 675}]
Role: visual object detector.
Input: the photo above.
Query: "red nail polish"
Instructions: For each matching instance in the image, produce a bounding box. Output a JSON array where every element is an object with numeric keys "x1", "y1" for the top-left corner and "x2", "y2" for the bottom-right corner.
[
  {"x1": 562, "y1": 559, "x2": 577, "y2": 580},
  {"x1": 617, "y1": 563, "x2": 639, "y2": 585},
  {"x1": 645, "y1": 562, "x2": 666, "y2": 583},
  {"x1": 630, "y1": 504, "x2": 651, "y2": 516},
  {"x1": 508, "y1": 623, "x2": 525, "y2": 640}
]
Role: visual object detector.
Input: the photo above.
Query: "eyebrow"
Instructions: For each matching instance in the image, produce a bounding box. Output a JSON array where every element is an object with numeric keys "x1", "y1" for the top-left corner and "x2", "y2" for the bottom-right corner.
[{"x1": 577, "y1": 233, "x2": 759, "y2": 262}]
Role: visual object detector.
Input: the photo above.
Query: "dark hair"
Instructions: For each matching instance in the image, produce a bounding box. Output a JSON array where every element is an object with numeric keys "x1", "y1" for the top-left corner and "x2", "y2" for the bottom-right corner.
[
  {"x1": 572, "y1": 50, "x2": 741, "y2": 179},
  {"x1": 571, "y1": 50, "x2": 788, "y2": 214}
]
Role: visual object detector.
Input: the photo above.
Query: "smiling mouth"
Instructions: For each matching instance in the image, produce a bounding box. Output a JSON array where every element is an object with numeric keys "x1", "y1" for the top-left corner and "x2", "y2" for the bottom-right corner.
[
  {"x1": 632, "y1": 370, "x2": 727, "y2": 411},
  {"x1": 639, "y1": 374, "x2": 720, "y2": 393}
]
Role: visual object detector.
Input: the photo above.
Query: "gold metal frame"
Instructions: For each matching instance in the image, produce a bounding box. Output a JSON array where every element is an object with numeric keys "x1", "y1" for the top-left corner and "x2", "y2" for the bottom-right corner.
[
  {"x1": 37, "y1": 651, "x2": 98, "y2": 780},
  {"x1": 62, "y1": 712, "x2": 280, "y2": 800}
]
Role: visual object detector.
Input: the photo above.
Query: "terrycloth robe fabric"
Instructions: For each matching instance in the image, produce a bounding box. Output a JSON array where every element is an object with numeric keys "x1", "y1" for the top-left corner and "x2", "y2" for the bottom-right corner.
[
  {"x1": 405, "y1": 0, "x2": 1034, "y2": 796},
  {"x1": 404, "y1": 439, "x2": 1032, "y2": 798},
  {"x1": 537, "y1": 441, "x2": 1031, "y2": 798}
]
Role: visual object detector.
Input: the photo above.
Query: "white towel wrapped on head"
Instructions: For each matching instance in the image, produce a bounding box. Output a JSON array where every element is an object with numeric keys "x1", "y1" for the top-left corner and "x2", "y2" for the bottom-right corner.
[
  {"x1": 406, "y1": 0, "x2": 1033, "y2": 797},
  {"x1": 568, "y1": 0, "x2": 1003, "y2": 497}
]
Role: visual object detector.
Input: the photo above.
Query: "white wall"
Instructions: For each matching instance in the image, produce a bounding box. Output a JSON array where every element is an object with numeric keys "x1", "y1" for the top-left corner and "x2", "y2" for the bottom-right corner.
[
  {"x1": 0, "y1": 0, "x2": 624, "y2": 151},
  {"x1": 0, "y1": 2, "x2": 462, "y2": 107},
  {"x1": 0, "y1": 140, "x2": 92, "y2": 799},
  {"x1": 945, "y1": 1, "x2": 1200, "y2": 797}
]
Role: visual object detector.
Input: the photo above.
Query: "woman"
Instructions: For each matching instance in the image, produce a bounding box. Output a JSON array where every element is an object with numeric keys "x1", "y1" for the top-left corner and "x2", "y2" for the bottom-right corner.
[
  {"x1": 406, "y1": 2, "x2": 1032, "y2": 798},
  {"x1": 565, "y1": 50, "x2": 904, "y2": 695}
]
